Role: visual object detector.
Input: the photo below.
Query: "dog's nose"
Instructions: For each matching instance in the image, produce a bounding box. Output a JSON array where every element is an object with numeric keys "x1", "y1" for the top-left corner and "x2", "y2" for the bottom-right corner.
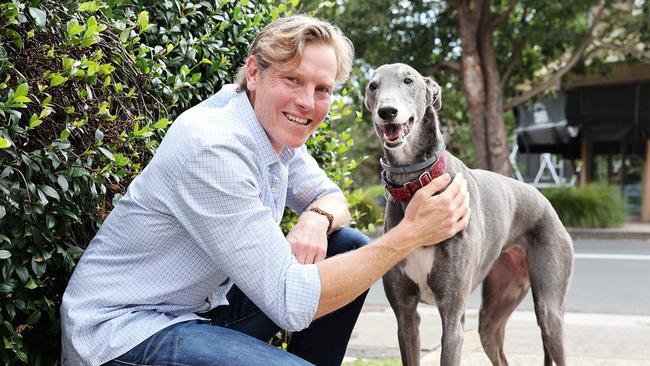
[{"x1": 378, "y1": 106, "x2": 398, "y2": 121}]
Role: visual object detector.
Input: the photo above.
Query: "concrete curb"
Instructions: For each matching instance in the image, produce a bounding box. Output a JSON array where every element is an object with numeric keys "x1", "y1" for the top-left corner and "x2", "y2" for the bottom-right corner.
[
  {"x1": 566, "y1": 224, "x2": 650, "y2": 241},
  {"x1": 369, "y1": 225, "x2": 650, "y2": 242},
  {"x1": 567, "y1": 229, "x2": 650, "y2": 241}
]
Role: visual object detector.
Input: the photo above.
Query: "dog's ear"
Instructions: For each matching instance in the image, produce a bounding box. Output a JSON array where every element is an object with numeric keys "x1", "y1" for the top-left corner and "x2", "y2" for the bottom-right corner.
[
  {"x1": 364, "y1": 90, "x2": 372, "y2": 111},
  {"x1": 364, "y1": 84, "x2": 374, "y2": 111},
  {"x1": 424, "y1": 77, "x2": 442, "y2": 111}
]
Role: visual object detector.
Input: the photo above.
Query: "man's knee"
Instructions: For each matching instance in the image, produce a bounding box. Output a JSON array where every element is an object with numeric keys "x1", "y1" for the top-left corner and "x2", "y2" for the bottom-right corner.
[{"x1": 326, "y1": 227, "x2": 370, "y2": 257}]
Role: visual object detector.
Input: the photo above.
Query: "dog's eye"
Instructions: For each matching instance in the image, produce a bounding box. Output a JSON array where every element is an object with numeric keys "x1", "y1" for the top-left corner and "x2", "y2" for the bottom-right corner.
[
  {"x1": 404, "y1": 78, "x2": 413, "y2": 85},
  {"x1": 368, "y1": 82, "x2": 378, "y2": 91}
]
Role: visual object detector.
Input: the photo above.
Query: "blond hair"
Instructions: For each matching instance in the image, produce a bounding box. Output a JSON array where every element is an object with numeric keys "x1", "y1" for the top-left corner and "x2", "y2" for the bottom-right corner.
[{"x1": 235, "y1": 15, "x2": 354, "y2": 92}]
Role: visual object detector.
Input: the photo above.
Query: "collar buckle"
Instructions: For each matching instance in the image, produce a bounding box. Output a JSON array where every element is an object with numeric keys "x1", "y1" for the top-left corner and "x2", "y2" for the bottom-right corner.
[{"x1": 418, "y1": 171, "x2": 432, "y2": 187}]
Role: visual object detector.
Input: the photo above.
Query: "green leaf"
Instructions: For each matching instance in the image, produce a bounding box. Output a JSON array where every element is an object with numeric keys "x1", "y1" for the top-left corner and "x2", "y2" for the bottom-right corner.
[
  {"x1": 41, "y1": 95, "x2": 52, "y2": 107},
  {"x1": 152, "y1": 118, "x2": 170, "y2": 129},
  {"x1": 6, "y1": 29, "x2": 23, "y2": 49},
  {"x1": 60, "y1": 129, "x2": 70, "y2": 140},
  {"x1": 29, "y1": 114, "x2": 42, "y2": 128},
  {"x1": 49, "y1": 74, "x2": 68, "y2": 87},
  {"x1": 67, "y1": 246, "x2": 84, "y2": 257},
  {"x1": 17, "y1": 350, "x2": 27, "y2": 363},
  {"x1": 65, "y1": 167, "x2": 89, "y2": 177},
  {"x1": 46, "y1": 214, "x2": 55, "y2": 229},
  {"x1": 0, "y1": 250, "x2": 11, "y2": 259},
  {"x1": 28, "y1": 7, "x2": 47, "y2": 27},
  {"x1": 13, "y1": 96, "x2": 32, "y2": 103},
  {"x1": 78, "y1": 1, "x2": 99, "y2": 12},
  {"x1": 25, "y1": 279, "x2": 38, "y2": 291},
  {"x1": 39, "y1": 185, "x2": 60, "y2": 201},
  {"x1": 27, "y1": 310, "x2": 41, "y2": 325},
  {"x1": 14, "y1": 83, "x2": 29, "y2": 97},
  {"x1": 66, "y1": 20, "x2": 85, "y2": 38},
  {"x1": 113, "y1": 153, "x2": 130, "y2": 166},
  {"x1": 120, "y1": 28, "x2": 130, "y2": 43},
  {"x1": 95, "y1": 129, "x2": 104, "y2": 142},
  {"x1": 15, "y1": 266, "x2": 29, "y2": 283},
  {"x1": 99, "y1": 64, "x2": 115, "y2": 75},
  {"x1": 0, "y1": 137, "x2": 10, "y2": 149},
  {"x1": 180, "y1": 65, "x2": 190, "y2": 77},
  {"x1": 97, "y1": 146, "x2": 114, "y2": 161},
  {"x1": 0, "y1": 205, "x2": 5, "y2": 219},
  {"x1": 137, "y1": 11, "x2": 149, "y2": 32},
  {"x1": 6, "y1": 303, "x2": 15, "y2": 320},
  {"x1": 57, "y1": 175, "x2": 69, "y2": 191}
]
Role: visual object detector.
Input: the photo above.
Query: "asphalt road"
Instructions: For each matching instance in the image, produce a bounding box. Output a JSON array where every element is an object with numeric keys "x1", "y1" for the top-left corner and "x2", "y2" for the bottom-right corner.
[{"x1": 365, "y1": 238, "x2": 650, "y2": 315}]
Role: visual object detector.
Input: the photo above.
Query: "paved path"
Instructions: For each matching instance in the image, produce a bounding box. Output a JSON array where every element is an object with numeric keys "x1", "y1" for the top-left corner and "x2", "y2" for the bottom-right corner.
[
  {"x1": 344, "y1": 226, "x2": 650, "y2": 365},
  {"x1": 345, "y1": 303, "x2": 650, "y2": 365}
]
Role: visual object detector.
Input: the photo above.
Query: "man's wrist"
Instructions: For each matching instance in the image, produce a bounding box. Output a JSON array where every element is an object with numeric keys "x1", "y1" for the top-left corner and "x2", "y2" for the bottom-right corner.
[{"x1": 306, "y1": 207, "x2": 334, "y2": 234}]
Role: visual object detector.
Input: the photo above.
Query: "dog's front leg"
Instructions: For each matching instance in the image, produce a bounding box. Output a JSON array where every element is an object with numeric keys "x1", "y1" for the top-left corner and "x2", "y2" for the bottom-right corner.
[
  {"x1": 383, "y1": 268, "x2": 421, "y2": 366},
  {"x1": 437, "y1": 300, "x2": 467, "y2": 366}
]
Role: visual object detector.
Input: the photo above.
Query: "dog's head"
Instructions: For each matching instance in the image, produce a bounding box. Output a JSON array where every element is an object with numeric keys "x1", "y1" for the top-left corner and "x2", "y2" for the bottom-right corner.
[{"x1": 364, "y1": 63, "x2": 441, "y2": 150}]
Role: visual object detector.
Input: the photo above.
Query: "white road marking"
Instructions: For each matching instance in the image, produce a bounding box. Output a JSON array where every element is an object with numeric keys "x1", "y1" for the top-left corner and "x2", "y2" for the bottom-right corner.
[{"x1": 575, "y1": 253, "x2": 650, "y2": 261}]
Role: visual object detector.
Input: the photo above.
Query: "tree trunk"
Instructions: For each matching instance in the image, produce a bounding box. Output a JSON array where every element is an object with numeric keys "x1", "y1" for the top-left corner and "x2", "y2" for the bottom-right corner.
[
  {"x1": 453, "y1": 0, "x2": 490, "y2": 171},
  {"x1": 479, "y1": 0, "x2": 511, "y2": 176},
  {"x1": 453, "y1": 0, "x2": 510, "y2": 175}
]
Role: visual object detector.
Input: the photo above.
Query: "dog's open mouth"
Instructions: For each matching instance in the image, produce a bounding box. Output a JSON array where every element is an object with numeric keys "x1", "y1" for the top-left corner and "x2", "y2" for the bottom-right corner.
[{"x1": 378, "y1": 118, "x2": 413, "y2": 147}]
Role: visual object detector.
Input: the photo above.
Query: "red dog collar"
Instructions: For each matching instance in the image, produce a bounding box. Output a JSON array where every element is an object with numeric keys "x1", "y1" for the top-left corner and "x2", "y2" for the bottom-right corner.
[{"x1": 383, "y1": 151, "x2": 448, "y2": 202}]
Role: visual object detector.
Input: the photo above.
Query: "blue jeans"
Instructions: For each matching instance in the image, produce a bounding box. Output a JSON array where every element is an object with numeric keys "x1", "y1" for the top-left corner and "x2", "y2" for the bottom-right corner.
[{"x1": 103, "y1": 227, "x2": 370, "y2": 366}]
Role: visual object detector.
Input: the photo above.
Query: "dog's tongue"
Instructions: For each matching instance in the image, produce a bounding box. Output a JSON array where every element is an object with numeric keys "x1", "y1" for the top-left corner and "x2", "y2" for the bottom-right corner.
[{"x1": 383, "y1": 124, "x2": 401, "y2": 140}]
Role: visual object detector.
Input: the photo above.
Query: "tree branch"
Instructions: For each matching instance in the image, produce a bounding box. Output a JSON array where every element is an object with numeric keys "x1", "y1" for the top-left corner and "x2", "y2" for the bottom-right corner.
[
  {"x1": 592, "y1": 39, "x2": 650, "y2": 62},
  {"x1": 491, "y1": 0, "x2": 518, "y2": 31},
  {"x1": 503, "y1": 1, "x2": 606, "y2": 111},
  {"x1": 432, "y1": 60, "x2": 462, "y2": 74},
  {"x1": 500, "y1": 6, "x2": 528, "y2": 89},
  {"x1": 500, "y1": 40, "x2": 524, "y2": 89}
]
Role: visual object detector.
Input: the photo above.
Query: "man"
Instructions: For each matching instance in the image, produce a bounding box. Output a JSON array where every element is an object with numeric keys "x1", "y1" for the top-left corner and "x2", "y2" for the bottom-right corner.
[{"x1": 61, "y1": 15, "x2": 470, "y2": 365}]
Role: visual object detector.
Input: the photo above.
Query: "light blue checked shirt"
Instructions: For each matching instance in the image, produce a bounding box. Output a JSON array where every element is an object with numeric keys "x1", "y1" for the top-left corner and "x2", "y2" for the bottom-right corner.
[{"x1": 60, "y1": 84, "x2": 341, "y2": 365}]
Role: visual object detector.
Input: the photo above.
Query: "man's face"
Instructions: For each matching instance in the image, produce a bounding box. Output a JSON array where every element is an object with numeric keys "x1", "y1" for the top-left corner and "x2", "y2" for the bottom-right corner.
[{"x1": 246, "y1": 42, "x2": 337, "y2": 152}]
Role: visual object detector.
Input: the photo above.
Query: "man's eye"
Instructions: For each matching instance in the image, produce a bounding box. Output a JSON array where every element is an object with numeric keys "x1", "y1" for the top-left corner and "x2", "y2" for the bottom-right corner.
[
  {"x1": 404, "y1": 78, "x2": 413, "y2": 85},
  {"x1": 317, "y1": 87, "x2": 331, "y2": 94},
  {"x1": 286, "y1": 76, "x2": 298, "y2": 83}
]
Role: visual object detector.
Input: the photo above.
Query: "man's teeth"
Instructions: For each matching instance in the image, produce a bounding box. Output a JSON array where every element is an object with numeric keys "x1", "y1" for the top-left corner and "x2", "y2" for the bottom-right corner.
[{"x1": 285, "y1": 113, "x2": 309, "y2": 125}]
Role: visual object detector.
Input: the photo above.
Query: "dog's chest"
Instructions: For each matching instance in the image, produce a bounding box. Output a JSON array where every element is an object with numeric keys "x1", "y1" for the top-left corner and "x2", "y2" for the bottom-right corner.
[{"x1": 401, "y1": 247, "x2": 437, "y2": 305}]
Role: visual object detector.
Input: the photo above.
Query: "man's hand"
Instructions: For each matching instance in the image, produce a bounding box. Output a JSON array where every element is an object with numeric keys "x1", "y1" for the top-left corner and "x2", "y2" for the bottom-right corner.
[
  {"x1": 402, "y1": 173, "x2": 470, "y2": 248},
  {"x1": 286, "y1": 211, "x2": 330, "y2": 264}
]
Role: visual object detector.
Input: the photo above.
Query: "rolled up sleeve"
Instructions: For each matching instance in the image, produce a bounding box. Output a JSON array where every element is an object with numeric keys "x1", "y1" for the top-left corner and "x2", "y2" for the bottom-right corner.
[
  {"x1": 285, "y1": 145, "x2": 342, "y2": 214},
  {"x1": 169, "y1": 144, "x2": 320, "y2": 330}
]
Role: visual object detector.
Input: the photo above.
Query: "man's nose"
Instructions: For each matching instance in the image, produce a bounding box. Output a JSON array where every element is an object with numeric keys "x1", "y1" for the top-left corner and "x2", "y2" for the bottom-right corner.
[{"x1": 295, "y1": 88, "x2": 315, "y2": 111}]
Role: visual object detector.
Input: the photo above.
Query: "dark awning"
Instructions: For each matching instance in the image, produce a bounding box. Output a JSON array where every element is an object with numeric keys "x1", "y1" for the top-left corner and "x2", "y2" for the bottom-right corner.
[
  {"x1": 515, "y1": 81, "x2": 650, "y2": 158},
  {"x1": 566, "y1": 82, "x2": 650, "y2": 143}
]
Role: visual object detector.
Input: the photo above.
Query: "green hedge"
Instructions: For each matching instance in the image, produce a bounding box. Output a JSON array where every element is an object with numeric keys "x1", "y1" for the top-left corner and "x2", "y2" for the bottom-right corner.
[
  {"x1": 541, "y1": 184, "x2": 626, "y2": 228},
  {"x1": 0, "y1": 0, "x2": 370, "y2": 364}
]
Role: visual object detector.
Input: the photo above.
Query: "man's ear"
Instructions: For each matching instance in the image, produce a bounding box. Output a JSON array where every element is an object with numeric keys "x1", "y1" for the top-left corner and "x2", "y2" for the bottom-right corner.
[
  {"x1": 245, "y1": 56, "x2": 259, "y2": 92},
  {"x1": 424, "y1": 77, "x2": 442, "y2": 111}
]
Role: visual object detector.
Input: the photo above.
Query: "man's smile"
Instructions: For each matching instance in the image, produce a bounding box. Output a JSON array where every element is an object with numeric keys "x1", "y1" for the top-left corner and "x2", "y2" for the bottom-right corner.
[{"x1": 284, "y1": 112, "x2": 311, "y2": 126}]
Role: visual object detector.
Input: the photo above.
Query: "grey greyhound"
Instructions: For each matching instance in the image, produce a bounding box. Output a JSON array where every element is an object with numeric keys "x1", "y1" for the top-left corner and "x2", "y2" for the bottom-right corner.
[{"x1": 364, "y1": 63, "x2": 574, "y2": 366}]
